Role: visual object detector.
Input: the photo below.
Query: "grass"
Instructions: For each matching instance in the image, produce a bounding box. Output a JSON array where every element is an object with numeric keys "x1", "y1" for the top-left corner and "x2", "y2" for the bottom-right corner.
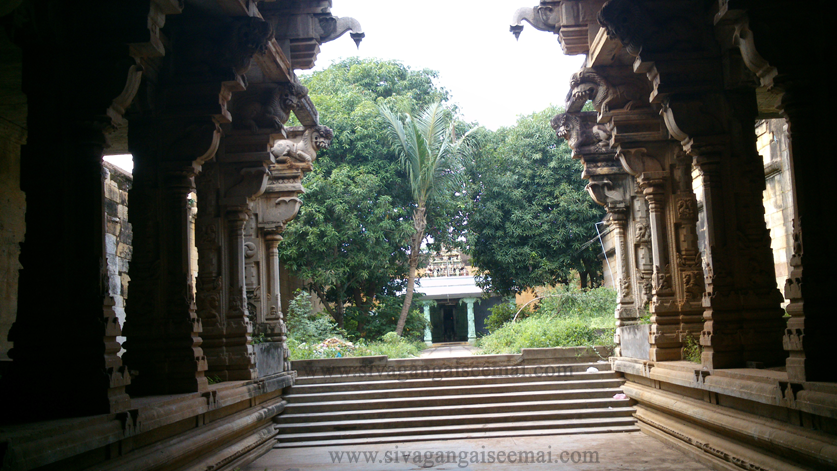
[
  {"x1": 288, "y1": 333, "x2": 427, "y2": 360},
  {"x1": 476, "y1": 285, "x2": 616, "y2": 355}
]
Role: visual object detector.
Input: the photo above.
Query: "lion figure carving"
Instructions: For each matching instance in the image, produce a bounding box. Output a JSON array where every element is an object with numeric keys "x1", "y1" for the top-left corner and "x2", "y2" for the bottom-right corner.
[
  {"x1": 270, "y1": 125, "x2": 334, "y2": 164},
  {"x1": 565, "y1": 68, "x2": 646, "y2": 113},
  {"x1": 551, "y1": 113, "x2": 611, "y2": 154},
  {"x1": 234, "y1": 82, "x2": 309, "y2": 132}
]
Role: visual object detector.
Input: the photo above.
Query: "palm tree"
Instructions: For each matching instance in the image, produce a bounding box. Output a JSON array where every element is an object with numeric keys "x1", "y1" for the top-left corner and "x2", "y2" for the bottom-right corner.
[{"x1": 378, "y1": 101, "x2": 476, "y2": 336}]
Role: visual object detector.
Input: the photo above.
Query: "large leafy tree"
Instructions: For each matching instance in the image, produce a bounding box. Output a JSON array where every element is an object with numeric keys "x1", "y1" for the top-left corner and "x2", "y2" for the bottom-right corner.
[
  {"x1": 279, "y1": 58, "x2": 459, "y2": 329},
  {"x1": 378, "y1": 102, "x2": 475, "y2": 336},
  {"x1": 464, "y1": 105, "x2": 605, "y2": 295}
]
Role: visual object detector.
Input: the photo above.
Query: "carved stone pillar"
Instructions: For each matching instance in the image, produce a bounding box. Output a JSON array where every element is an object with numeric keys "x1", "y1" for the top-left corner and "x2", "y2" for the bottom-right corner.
[
  {"x1": 264, "y1": 233, "x2": 283, "y2": 336},
  {"x1": 779, "y1": 82, "x2": 836, "y2": 382},
  {"x1": 672, "y1": 152, "x2": 705, "y2": 345},
  {"x1": 637, "y1": 173, "x2": 680, "y2": 361},
  {"x1": 552, "y1": 111, "x2": 640, "y2": 354},
  {"x1": 124, "y1": 119, "x2": 216, "y2": 394},
  {"x1": 10, "y1": 120, "x2": 132, "y2": 416},
  {"x1": 224, "y1": 208, "x2": 258, "y2": 380},
  {"x1": 4, "y1": 28, "x2": 151, "y2": 416},
  {"x1": 588, "y1": 175, "x2": 639, "y2": 350},
  {"x1": 595, "y1": 0, "x2": 785, "y2": 370}
]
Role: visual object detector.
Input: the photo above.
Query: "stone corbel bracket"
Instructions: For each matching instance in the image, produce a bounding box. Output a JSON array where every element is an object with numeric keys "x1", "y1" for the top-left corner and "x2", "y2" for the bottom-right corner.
[
  {"x1": 256, "y1": 196, "x2": 303, "y2": 234},
  {"x1": 266, "y1": 3, "x2": 365, "y2": 70},
  {"x1": 222, "y1": 165, "x2": 271, "y2": 208},
  {"x1": 551, "y1": 111, "x2": 612, "y2": 157},
  {"x1": 319, "y1": 16, "x2": 365, "y2": 47},
  {"x1": 230, "y1": 81, "x2": 309, "y2": 133},
  {"x1": 617, "y1": 147, "x2": 663, "y2": 176},
  {"x1": 510, "y1": 1, "x2": 590, "y2": 54},
  {"x1": 586, "y1": 176, "x2": 627, "y2": 211},
  {"x1": 510, "y1": 3, "x2": 562, "y2": 38},
  {"x1": 269, "y1": 125, "x2": 334, "y2": 172}
]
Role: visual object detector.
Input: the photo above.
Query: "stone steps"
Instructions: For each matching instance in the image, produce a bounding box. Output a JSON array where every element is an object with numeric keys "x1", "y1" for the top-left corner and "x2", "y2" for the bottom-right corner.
[
  {"x1": 275, "y1": 420, "x2": 640, "y2": 448},
  {"x1": 278, "y1": 406, "x2": 636, "y2": 434},
  {"x1": 279, "y1": 397, "x2": 632, "y2": 423},
  {"x1": 291, "y1": 370, "x2": 618, "y2": 393},
  {"x1": 274, "y1": 353, "x2": 634, "y2": 447},
  {"x1": 285, "y1": 378, "x2": 625, "y2": 403},
  {"x1": 292, "y1": 361, "x2": 611, "y2": 386}
]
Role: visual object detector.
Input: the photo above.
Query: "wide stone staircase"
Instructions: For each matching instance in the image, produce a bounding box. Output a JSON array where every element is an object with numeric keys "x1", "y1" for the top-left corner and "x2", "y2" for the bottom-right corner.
[{"x1": 273, "y1": 347, "x2": 637, "y2": 447}]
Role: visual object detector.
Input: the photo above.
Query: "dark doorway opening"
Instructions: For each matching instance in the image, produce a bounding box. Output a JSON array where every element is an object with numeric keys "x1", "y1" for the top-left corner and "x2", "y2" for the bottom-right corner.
[{"x1": 442, "y1": 305, "x2": 457, "y2": 342}]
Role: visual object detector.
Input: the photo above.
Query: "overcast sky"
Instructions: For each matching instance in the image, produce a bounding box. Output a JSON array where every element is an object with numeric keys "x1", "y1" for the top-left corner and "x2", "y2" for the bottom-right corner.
[
  {"x1": 309, "y1": 0, "x2": 585, "y2": 130},
  {"x1": 105, "y1": 0, "x2": 584, "y2": 171}
]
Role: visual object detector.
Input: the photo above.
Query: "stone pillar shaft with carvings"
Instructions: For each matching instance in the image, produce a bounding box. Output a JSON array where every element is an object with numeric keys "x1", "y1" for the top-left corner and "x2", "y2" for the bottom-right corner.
[
  {"x1": 780, "y1": 83, "x2": 836, "y2": 382},
  {"x1": 224, "y1": 209, "x2": 257, "y2": 380},
  {"x1": 125, "y1": 137, "x2": 211, "y2": 394},
  {"x1": 639, "y1": 173, "x2": 680, "y2": 361}
]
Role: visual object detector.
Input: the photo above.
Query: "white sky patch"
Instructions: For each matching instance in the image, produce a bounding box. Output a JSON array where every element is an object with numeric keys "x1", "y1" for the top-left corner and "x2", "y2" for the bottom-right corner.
[
  {"x1": 306, "y1": 0, "x2": 585, "y2": 130},
  {"x1": 104, "y1": 154, "x2": 133, "y2": 173}
]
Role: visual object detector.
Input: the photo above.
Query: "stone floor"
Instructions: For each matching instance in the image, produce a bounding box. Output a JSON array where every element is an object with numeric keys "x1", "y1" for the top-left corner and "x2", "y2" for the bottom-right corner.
[
  {"x1": 245, "y1": 431, "x2": 712, "y2": 470},
  {"x1": 419, "y1": 342, "x2": 476, "y2": 358}
]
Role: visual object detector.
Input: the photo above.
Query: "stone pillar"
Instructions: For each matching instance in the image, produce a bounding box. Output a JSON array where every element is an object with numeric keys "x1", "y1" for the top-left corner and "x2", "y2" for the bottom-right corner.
[
  {"x1": 10, "y1": 120, "x2": 132, "y2": 416},
  {"x1": 609, "y1": 208, "x2": 637, "y2": 322},
  {"x1": 780, "y1": 83, "x2": 837, "y2": 382},
  {"x1": 460, "y1": 298, "x2": 478, "y2": 344},
  {"x1": 224, "y1": 208, "x2": 257, "y2": 380},
  {"x1": 4, "y1": 41, "x2": 143, "y2": 417},
  {"x1": 684, "y1": 131, "x2": 785, "y2": 370},
  {"x1": 672, "y1": 152, "x2": 705, "y2": 345},
  {"x1": 124, "y1": 135, "x2": 212, "y2": 394},
  {"x1": 264, "y1": 233, "x2": 284, "y2": 339},
  {"x1": 638, "y1": 172, "x2": 681, "y2": 361}
]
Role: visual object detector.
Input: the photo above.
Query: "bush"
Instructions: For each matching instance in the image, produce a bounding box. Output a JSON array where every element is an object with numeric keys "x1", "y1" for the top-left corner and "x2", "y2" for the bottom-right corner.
[
  {"x1": 476, "y1": 285, "x2": 617, "y2": 354},
  {"x1": 683, "y1": 334, "x2": 702, "y2": 363},
  {"x1": 286, "y1": 290, "x2": 344, "y2": 344},
  {"x1": 485, "y1": 298, "x2": 531, "y2": 332}
]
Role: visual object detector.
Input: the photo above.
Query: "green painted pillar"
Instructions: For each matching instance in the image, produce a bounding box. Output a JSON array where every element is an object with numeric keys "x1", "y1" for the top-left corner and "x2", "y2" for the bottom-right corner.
[
  {"x1": 460, "y1": 298, "x2": 479, "y2": 344},
  {"x1": 422, "y1": 303, "x2": 433, "y2": 345}
]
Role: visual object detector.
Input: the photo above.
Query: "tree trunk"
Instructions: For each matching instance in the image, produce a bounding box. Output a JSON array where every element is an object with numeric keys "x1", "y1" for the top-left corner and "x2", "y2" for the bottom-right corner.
[{"x1": 396, "y1": 207, "x2": 426, "y2": 336}]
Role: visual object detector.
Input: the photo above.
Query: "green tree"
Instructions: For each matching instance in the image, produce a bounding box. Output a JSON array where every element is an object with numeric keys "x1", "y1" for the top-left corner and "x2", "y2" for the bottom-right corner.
[
  {"x1": 279, "y1": 58, "x2": 458, "y2": 330},
  {"x1": 464, "y1": 105, "x2": 605, "y2": 295},
  {"x1": 378, "y1": 102, "x2": 476, "y2": 336}
]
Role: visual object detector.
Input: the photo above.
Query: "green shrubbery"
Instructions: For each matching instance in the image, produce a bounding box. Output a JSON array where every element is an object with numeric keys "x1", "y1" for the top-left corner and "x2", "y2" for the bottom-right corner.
[
  {"x1": 343, "y1": 296, "x2": 428, "y2": 342},
  {"x1": 484, "y1": 299, "x2": 532, "y2": 333},
  {"x1": 476, "y1": 285, "x2": 616, "y2": 354},
  {"x1": 285, "y1": 290, "x2": 427, "y2": 360},
  {"x1": 285, "y1": 290, "x2": 345, "y2": 344}
]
